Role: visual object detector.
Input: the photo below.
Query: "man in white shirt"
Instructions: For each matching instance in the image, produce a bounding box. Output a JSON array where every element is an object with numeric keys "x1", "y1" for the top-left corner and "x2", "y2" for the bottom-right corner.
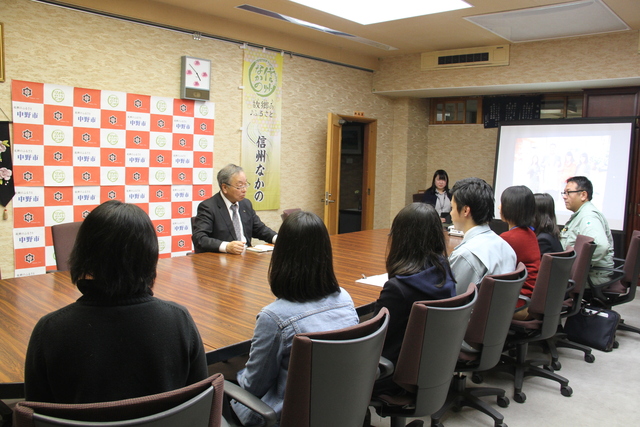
[
  {"x1": 192, "y1": 164, "x2": 277, "y2": 254},
  {"x1": 449, "y1": 177, "x2": 517, "y2": 294}
]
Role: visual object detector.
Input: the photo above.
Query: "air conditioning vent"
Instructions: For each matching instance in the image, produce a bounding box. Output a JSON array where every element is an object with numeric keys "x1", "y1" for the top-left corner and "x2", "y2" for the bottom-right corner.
[{"x1": 422, "y1": 45, "x2": 509, "y2": 70}]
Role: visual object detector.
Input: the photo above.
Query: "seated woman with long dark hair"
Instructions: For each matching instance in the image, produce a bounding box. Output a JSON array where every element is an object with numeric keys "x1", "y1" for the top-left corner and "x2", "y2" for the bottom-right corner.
[
  {"x1": 232, "y1": 211, "x2": 359, "y2": 426},
  {"x1": 24, "y1": 200, "x2": 207, "y2": 403},
  {"x1": 421, "y1": 169, "x2": 452, "y2": 223},
  {"x1": 533, "y1": 192, "x2": 563, "y2": 256},
  {"x1": 373, "y1": 202, "x2": 456, "y2": 366},
  {"x1": 499, "y1": 186, "x2": 541, "y2": 320}
]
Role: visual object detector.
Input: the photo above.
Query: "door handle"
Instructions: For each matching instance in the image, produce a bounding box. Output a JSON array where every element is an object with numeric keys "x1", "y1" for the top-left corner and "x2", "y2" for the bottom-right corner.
[{"x1": 321, "y1": 192, "x2": 336, "y2": 205}]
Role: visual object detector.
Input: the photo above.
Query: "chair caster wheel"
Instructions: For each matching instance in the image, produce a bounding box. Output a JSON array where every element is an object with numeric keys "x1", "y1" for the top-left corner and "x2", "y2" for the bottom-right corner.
[
  {"x1": 561, "y1": 385, "x2": 573, "y2": 397},
  {"x1": 497, "y1": 395, "x2": 510, "y2": 408},
  {"x1": 613, "y1": 341, "x2": 619, "y2": 349},
  {"x1": 551, "y1": 360, "x2": 561, "y2": 371},
  {"x1": 584, "y1": 353, "x2": 595, "y2": 363},
  {"x1": 431, "y1": 423, "x2": 444, "y2": 427},
  {"x1": 471, "y1": 373, "x2": 483, "y2": 384},
  {"x1": 513, "y1": 392, "x2": 526, "y2": 403}
]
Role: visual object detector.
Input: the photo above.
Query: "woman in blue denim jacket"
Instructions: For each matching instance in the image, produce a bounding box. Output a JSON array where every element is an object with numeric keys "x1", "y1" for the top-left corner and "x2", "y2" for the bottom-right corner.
[{"x1": 232, "y1": 211, "x2": 359, "y2": 426}]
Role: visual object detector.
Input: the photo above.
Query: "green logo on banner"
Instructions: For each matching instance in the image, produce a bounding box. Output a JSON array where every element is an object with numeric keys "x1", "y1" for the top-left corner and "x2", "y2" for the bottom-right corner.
[
  {"x1": 51, "y1": 89, "x2": 65, "y2": 103},
  {"x1": 155, "y1": 205, "x2": 166, "y2": 217},
  {"x1": 52, "y1": 210, "x2": 65, "y2": 223},
  {"x1": 157, "y1": 100, "x2": 167, "y2": 113},
  {"x1": 156, "y1": 135, "x2": 167, "y2": 148},
  {"x1": 108, "y1": 95, "x2": 120, "y2": 108},
  {"x1": 158, "y1": 240, "x2": 166, "y2": 251},
  {"x1": 198, "y1": 138, "x2": 208, "y2": 149},
  {"x1": 52, "y1": 169, "x2": 65, "y2": 183},
  {"x1": 199, "y1": 104, "x2": 209, "y2": 116},
  {"x1": 198, "y1": 170, "x2": 208, "y2": 182},
  {"x1": 51, "y1": 129, "x2": 65, "y2": 143},
  {"x1": 249, "y1": 59, "x2": 277, "y2": 97},
  {"x1": 107, "y1": 170, "x2": 119, "y2": 182},
  {"x1": 155, "y1": 170, "x2": 166, "y2": 182},
  {"x1": 107, "y1": 132, "x2": 119, "y2": 145}
]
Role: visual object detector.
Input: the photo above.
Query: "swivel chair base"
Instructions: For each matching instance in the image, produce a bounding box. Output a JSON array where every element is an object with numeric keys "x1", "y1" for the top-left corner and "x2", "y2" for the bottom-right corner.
[
  {"x1": 431, "y1": 373, "x2": 509, "y2": 427},
  {"x1": 492, "y1": 342, "x2": 573, "y2": 404}
]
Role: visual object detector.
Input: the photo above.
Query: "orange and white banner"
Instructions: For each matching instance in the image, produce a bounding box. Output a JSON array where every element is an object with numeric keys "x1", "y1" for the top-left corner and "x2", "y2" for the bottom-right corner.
[{"x1": 11, "y1": 80, "x2": 215, "y2": 276}]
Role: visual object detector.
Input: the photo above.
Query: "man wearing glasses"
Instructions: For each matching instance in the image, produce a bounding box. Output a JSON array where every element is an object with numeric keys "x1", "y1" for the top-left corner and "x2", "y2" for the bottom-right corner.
[
  {"x1": 192, "y1": 163, "x2": 277, "y2": 254},
  {"x1": 560, "y1": 175, "x2": 614, "y2": 285}
]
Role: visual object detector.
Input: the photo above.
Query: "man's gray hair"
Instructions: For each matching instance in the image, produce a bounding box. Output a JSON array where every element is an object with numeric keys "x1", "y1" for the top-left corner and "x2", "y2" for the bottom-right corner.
[{"x1": 217, "y1": 164, "x2": 244, "y2": 189}]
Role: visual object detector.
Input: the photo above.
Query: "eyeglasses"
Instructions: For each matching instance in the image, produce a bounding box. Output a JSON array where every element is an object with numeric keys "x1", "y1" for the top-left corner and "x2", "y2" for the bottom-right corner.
[
  {"x1": 560, "y1": 190, "x2": 584, "y2": 196},
  {"x1": 225, "y1": 182, "x2": 251, "y2": 190}
]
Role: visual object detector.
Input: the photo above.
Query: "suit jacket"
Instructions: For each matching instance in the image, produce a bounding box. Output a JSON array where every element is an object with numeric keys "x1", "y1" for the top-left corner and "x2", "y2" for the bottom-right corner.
[{"x1": 192, "y1": 192, "x2": 277, "y2": 253}]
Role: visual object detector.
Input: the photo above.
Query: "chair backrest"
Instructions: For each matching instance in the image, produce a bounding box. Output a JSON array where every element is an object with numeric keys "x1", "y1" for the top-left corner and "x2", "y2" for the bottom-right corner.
[
  {"x1": 280, "y1": 208, "x2": 301, "y2": 222},
  {"x1": 392, "y1": 283, "x2": 477, "y2": 417},
  {"x1": 464, "y1": 263, "x2": 527, "y2": 371},
  {"x1": 566, "y1": 235, "x2": 596, "y2": 313},
  {"x1": 279, "y1": 308, "x2": 389, "y2": 427},
  {"x1": 527, "y1": 248, "x2": 576, "y2": 339},
  {"x1": 51, "y1": 221, "x2": 83, "y2": 271},
  {"x1": 619, "y1": 231, "x2": 640, "y2": 302},
  {"x1": 13, "y1": 374, "x2": 224, "y2": 427}
]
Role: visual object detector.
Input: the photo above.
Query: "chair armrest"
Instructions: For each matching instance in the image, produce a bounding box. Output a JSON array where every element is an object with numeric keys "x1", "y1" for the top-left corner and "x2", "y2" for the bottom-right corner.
[
  {"x1": 565, "y1": 279, "x2": 576, "y2": 294},
  {"x1": 223, "y1": 380, "x2": 277, "y2": 427},
  {"x1": 513, "y1": 295, "x2": 530, "y2": 313},
  {"x1": 377, "y1": 356, "x2": 395, "y2": 380}
]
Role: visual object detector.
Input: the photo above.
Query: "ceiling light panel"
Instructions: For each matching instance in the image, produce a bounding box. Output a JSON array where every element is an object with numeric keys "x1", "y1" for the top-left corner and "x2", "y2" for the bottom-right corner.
[
  {"x1": 288, "y1": 0, "x2": 472, "y2": 25},
  {"x1": 465, "y1": 0, "x2": 629, "y2": 43}
]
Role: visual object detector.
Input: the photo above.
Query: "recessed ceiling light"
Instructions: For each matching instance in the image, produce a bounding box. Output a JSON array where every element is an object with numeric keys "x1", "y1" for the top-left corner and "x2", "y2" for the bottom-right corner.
[
  {"x1": 289, "y1": 0, "x2": 472, "y2": 25},
  {"x1": 465, "y1": 0, "x2": 629, "y2": 43},
  {"x1": 237, "y1": 5, "x2": 398, "y2": 50}
]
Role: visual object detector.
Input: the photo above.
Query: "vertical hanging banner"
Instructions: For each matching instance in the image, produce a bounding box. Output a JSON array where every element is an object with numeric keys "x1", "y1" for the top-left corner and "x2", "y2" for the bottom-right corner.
[
  {"x1": 242, "y1": 47, "x2": 282, "y2": 210},
  {"x1": 0, "y1": 121, "x2": 15, "y2": 206},
  {"x1": 11, "y1": 80, "x2": 215, "y2": 276}
]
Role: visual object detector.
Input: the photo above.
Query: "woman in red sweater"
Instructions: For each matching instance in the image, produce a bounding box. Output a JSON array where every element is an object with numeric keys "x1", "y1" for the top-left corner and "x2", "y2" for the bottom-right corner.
[{"x1": 499, "y1": 185, "x2": 540, "y2": 320}]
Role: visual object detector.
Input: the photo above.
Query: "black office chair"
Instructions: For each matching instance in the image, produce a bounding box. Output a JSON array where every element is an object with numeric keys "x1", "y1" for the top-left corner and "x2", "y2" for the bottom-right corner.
[
  {"x1": 13, "y1": 373, "x2": 224, "y2": 427},
  {"x1": 586, "y1": 230, "x2": 640, "y2": 341},
  {"x1": 224, "y1": 308, "x2": 390, "y2": 427},
  {"x1": 50, "y1": 221, "x2": 83, "y2": 271},
  {"x1": 370, "y1": 284, "x2": 478, "y2": 427},
  {"x1": 431, "y1": 263, "x2": 527, "y2": 427},
  {"x1": 490, "y1": 248, "x2": 576, "y2": 404},
  {"x1": 544, "y1": 235, "x2": 597, "y2": 370},
  {"x1": 280, "y1": 208, "x2": 301, "y2": 222}
]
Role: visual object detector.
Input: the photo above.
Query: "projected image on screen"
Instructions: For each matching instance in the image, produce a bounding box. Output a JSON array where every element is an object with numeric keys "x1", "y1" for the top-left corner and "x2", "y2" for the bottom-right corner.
[{"x1": 494, "y1": 121, "x2": 633, "y2": 231}]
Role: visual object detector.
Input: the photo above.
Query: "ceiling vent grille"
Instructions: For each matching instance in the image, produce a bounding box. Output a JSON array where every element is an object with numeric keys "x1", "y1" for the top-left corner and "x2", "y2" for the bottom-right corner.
[{"x1": 421, "y1": 45, "x2": 510, "y2": 70}]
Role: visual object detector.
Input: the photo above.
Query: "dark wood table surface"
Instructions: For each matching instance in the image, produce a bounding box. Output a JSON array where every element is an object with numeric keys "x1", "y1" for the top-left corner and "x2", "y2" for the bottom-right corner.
[{"x1": 0, "y1": 228, "x2": 462, "y2": 390}]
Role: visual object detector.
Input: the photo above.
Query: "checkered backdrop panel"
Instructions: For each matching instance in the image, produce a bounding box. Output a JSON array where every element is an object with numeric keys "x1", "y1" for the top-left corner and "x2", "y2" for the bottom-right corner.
[{"x1": 11, "y1": 80, "x2": 214, "y2": 277}]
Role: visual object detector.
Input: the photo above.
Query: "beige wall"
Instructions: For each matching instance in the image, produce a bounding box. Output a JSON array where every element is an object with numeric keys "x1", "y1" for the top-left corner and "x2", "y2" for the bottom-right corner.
[
  {"x1": 373, "y1": 31, "x2": 640, "y2": 92},
  {"x1": 0, "y1": 0, "x2": 409, "y2": 278}
]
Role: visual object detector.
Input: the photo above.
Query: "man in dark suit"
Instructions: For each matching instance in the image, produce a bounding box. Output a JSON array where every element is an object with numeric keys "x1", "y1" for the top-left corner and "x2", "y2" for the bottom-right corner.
[{"x1": 192, "y1": 164, "x2": 277, "y2": 254}]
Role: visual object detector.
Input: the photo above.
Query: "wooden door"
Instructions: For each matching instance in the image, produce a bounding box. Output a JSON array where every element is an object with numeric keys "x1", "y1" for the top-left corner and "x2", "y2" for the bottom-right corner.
[{"x1": 323, "y1": 113, "x2": 342, "y2": 234}]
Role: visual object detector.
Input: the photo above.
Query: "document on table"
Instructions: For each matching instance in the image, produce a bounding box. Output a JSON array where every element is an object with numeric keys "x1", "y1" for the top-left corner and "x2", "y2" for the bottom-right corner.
[
  {"x1": 246, "y1": 244, "x2": 275, "y2": 253},
  {"x1": 356, "y1": 273, "x2": 388, "y2": 287}
]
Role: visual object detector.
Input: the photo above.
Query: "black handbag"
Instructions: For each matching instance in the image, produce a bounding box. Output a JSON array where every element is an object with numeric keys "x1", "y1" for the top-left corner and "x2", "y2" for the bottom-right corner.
[{"x1": 563, "y1": 305, "x2": 620, "y2": 352}]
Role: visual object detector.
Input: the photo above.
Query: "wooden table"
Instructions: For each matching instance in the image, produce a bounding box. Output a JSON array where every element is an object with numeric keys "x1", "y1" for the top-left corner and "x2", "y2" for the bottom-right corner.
[{"x1": 0, "y1": 228, "x2": 462, "y2": 395}]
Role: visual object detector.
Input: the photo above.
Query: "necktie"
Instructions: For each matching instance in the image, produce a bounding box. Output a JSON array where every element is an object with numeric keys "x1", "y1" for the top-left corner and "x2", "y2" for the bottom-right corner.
[{"x1": 231, "y1": 204, "x2": 242, "y2": 241}]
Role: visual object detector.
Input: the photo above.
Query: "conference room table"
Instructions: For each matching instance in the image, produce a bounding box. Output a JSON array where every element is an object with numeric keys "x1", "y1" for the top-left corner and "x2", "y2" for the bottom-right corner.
[{"x1": 0, "y1": 228, "x2": 463, "y2": 397}]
